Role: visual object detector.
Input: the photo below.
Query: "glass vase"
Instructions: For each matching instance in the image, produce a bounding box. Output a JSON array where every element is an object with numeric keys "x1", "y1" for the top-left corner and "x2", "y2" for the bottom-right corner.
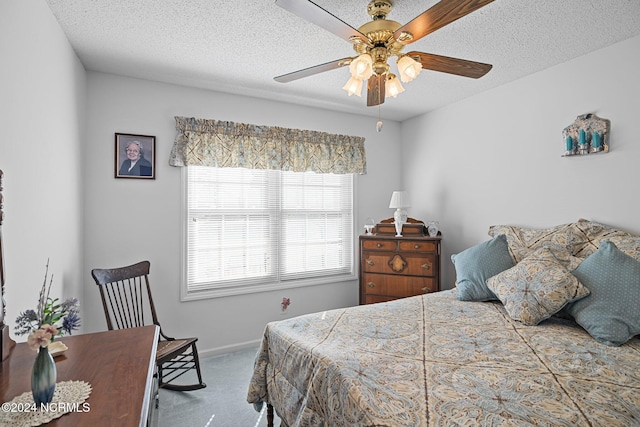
[
  {"x1": 427, "y1": 221, "x2": 440, "y2": 237},
  {"x1": 32, "y1": 345, "x2": 56, "y2": 406}
]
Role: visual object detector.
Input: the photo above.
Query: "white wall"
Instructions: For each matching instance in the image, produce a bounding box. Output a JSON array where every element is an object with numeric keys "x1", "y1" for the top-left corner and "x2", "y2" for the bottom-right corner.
[
  {"x1": 401, "y1": 35, "x2": 640, "y2": 290},
  {"x1": 6, "y1": 0, "x2": 637, "y2": 357},
  {"x1": 0, "y1": 1, "x2": 86, "y2": 339},
  {"x1": 83, "y1": 72, "x2": 403, "y2": 354}
]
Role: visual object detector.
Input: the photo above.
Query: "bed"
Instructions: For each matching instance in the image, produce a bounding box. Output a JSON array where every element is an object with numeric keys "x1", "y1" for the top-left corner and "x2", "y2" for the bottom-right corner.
[{"x1": 247, "y1": 220, "x2": 640, "y2": 426}]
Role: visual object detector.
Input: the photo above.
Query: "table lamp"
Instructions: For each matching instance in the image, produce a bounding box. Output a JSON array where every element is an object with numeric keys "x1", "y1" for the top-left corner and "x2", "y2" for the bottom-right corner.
[{"x1": 389, "y1": 191, "x2": 410, "y2": 237}]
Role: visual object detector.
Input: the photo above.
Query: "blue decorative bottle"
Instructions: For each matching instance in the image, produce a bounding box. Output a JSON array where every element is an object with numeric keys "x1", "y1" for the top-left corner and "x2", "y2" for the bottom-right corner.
[{"x1": 32, "y1": 346, "x2": 56, "y2": 406}]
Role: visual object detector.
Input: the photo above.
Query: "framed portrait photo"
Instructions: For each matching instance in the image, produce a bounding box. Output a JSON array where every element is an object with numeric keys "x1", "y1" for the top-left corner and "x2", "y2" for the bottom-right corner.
[{"x1": 115, "y1": 133, "x2": 156, "y2": 179}]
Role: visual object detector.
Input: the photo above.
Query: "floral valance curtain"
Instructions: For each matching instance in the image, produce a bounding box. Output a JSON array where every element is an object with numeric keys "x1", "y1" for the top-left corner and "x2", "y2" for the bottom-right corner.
[{"x1": 169, "y1": 116, "x2": 366, "y2": 174}]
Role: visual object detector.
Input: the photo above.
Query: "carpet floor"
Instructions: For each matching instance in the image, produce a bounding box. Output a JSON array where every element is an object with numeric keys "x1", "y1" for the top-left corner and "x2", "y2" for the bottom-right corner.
[{"x1": 158, "y1": 346, "x2": 281, "y2": 427}]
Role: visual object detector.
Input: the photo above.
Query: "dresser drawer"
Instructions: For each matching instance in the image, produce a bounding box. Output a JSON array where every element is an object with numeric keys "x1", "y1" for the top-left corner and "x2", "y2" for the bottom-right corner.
[
  {"x1": 362, "y1": 273, "x2": 437, "y2": 298},
  {"x1": 362, "y1": 252, "x2": 436, "y2": 276},
  {"x1": 362, "y1": 239, "x2": 397, "y2": 251},
  {"x1": 362, "y1": 295, "x2": 398, "y2": 305},
  {"x1": 399, "y1": 240, "x2": 437, "y2": 253}
]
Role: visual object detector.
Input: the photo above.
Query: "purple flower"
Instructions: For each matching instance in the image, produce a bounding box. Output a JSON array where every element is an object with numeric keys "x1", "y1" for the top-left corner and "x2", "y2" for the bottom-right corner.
[
  {"x1": 15, "y1": 261, "x2": 82, "y2": 338},
  {"x1": 62, "y1": 312, "x2": 81, "y2": 335},
  {"x1": 61, "y1": 298, "x2": 80, "y2": 313}
]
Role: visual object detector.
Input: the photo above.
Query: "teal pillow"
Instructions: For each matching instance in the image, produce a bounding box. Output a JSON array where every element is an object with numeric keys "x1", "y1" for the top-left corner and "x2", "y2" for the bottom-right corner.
[
  {"x1": 452, "y1": 234, "x2": 514, "y2": 302},
  {"x1": 567, "y1": 240, "x2": 640, "y2": 346}
]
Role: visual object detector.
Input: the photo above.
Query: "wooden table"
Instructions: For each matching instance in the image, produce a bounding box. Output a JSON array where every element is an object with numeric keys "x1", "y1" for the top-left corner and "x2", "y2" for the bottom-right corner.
[{"x1": 0, "y1": 325, "x2": 158, "y2": 426}]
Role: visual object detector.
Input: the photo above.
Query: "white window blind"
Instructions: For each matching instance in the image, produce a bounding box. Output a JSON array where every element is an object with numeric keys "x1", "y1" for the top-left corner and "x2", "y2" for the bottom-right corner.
[{"x1": 183, "y1": 166, "x2": 354, "y2": 299}]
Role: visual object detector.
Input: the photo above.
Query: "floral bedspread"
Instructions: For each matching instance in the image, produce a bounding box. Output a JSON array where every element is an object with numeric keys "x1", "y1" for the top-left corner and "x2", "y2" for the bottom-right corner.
[{"x1": 247, "y1": 290, "x2": 640, "y2": 426}]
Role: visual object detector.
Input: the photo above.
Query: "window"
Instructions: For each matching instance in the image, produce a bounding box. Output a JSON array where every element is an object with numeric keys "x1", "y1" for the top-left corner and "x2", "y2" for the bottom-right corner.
[{"x1": 182, "y1": 166, "x2": 355, "y2": 299}]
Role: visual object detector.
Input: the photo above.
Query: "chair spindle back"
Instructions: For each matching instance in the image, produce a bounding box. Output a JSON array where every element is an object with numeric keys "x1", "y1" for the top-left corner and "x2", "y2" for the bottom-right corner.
[{"x1": 91, "y1": 261, "x2": 160, "y2": 331}]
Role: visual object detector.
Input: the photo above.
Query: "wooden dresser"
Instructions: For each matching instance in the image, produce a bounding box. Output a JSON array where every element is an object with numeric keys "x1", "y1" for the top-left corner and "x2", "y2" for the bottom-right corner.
[{"x1": 359, "y1": 234, "x2": 441, "y2": 305}]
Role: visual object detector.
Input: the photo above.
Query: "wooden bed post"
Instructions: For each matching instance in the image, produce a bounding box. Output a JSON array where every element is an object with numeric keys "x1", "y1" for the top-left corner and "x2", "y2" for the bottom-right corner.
[
  {"x1": 0, "y1": 169, "x2": 15, "y2": 361},
  {"x1": 267, "y1": 403, "x2": 274, "y2": 427}
]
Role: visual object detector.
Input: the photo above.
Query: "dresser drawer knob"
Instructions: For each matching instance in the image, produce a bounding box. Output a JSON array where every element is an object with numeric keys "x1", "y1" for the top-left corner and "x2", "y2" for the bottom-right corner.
[
  {"x1": 422, "y1": 287, "x2": 431, "y2": 293},
  {"x1": 421, "y1": 263, "x2": 431, "y2": 270},
  {"x1": 366, "y1": 259, "x2": 375, "y2": 266},
  {"x1": 376, "y1": 243, "x2": 382, "y2": 248},
  {"x1": 414, "y1": 244, "x2": 420, "y2": 249},
  {"x1": 368, "y1": 282, "x2": 375, "y2": 288}
]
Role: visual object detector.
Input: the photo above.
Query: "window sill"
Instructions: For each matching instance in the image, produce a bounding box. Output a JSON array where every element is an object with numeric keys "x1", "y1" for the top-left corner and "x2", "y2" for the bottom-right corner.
[{"x1": 180, "y1": 273, "x2": 357, "y2": 301}]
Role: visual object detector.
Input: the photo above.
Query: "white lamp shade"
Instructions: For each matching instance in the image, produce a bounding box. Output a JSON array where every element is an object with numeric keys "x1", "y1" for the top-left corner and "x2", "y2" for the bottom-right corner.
[
  {"x1": 397, "y1": 56, "x2": 422, "y2": 83},
  {"x1": 389, "y1": 191, "x2": 410, "y2": 208},
  {"x1": 349, "y1": 54, "x2": 373, "y2": 80},
  {"x1": 342, "y1": 76, "x2": 363, "y2": 96},
  {"x1": 385, "y1": 75, "x2": 405, "y2": 98}
]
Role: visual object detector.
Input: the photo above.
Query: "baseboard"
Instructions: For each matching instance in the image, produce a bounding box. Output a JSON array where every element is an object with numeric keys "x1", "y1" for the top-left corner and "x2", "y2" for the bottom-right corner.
[{"x1": 198, "y1": 338, "x2": 263, "y2": 359}]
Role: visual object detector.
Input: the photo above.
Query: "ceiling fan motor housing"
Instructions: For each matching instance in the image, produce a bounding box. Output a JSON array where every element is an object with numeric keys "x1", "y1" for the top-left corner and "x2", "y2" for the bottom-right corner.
[
  {"x1": 357, "y1": 1, "x2": 405, "y2": 75},
  {"x1": 367, "y1": 0, "x2": 393, "y2": 20}
]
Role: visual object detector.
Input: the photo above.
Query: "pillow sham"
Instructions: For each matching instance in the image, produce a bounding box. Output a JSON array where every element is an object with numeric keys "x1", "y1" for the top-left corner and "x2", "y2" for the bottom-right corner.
[
  {"x1": 566, "y1": 240, "x2": 640, "y2": 346},
  {"x1": 451, "y1": 234, "x2": 514, "y2": 302},
  {"x1": 486, "y1": 247, "x2": 590, "y2": 326},
  {"x1": 570, "y1": 219, "x2": 640, "y2": 261},
  {"x1": 488, "y1": 222, "x2": 581, "y2": 263}
]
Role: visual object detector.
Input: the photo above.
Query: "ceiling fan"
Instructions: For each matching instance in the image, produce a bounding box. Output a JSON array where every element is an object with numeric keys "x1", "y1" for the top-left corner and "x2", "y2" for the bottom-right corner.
[{"x1": 274, "y1": 0, "x2": 495, "y2": 107}]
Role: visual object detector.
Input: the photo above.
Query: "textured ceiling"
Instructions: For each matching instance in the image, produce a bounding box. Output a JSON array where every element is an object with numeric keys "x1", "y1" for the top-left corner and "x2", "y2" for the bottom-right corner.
[{"x1": 45, "y1": 0, "x2": 640, "y2": 122}]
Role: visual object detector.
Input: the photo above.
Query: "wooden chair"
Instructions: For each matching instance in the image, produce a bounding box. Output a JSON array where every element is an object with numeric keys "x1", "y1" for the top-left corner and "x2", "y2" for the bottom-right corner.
[{"x1": 91, "y1": 261, "x2": 206, "y2": 391}]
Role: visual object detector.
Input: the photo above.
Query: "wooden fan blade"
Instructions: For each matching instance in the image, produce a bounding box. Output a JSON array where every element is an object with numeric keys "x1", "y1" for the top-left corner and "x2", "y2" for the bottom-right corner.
[
  {"x1": 407, "y1": 51, "x2": 492, "y2": 78},
  {"x1": 394, "y1": 0, "x2": 495, "y2": 45},
  {"x1": 367, "y1": 75, "x2": 385, "y2": 107},
  {"x1": 274, "y1": 57, "x2": 352, "y2": 83},
  {"x1": 276, "y1": 0, "x2": 370, "y2": 45}
]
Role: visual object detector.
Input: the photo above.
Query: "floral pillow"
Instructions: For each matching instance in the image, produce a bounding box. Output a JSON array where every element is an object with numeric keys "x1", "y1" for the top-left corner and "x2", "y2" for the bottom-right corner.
[
  {"x1": 486, "y1": 246, "x2": 590, "y2": 326},
  {"x1": 488, "y1": 222, "x2": 583, "y2": 263},
  {"x1": 570, "y1": 219, "x2": 640, "y2": 261}
]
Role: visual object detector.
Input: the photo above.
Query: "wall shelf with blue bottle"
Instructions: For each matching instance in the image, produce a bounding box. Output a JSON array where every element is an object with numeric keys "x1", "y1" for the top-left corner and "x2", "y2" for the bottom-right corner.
[{"x1": 562, "y1": 113, "x2": 610, "y2": 157}]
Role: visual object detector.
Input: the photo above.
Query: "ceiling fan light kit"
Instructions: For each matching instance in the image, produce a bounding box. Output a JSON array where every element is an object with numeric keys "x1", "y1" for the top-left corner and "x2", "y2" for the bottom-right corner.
[
  {"x1": 397, "y1": 55, "x2": 422, "y2": 83},
  {"x1": 274, "y1": 0, "x2": 495, "y2": 107},
  {"x1": 349, "y1": 53, "x2": 374, "y2": 80},
  {"x1": 343, "y1": 76, "x2": 364, "y2": 97},
  {"x1": 385, "y1": 74, "x2": 404, "y2": 98}
]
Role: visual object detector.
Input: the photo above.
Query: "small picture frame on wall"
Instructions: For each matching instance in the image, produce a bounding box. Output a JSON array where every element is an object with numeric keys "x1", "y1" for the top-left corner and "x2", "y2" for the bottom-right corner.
[{"x1": 115, "y1": 133, "x2": 155, "y2": 179}]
